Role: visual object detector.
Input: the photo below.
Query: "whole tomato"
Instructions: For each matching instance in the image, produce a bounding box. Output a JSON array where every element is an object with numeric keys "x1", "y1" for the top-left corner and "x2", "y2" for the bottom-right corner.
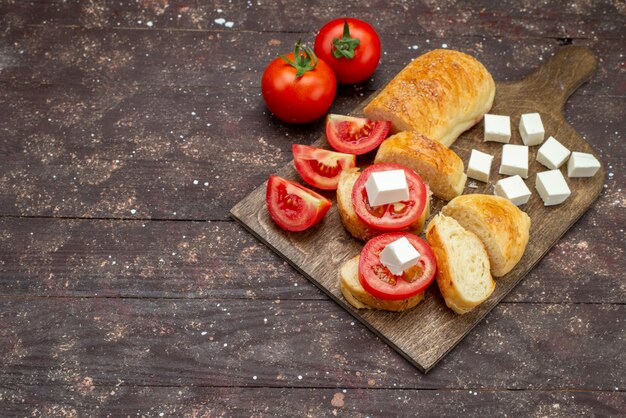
[
  {"x1": 261, "y1": 41, "x2": 337, "y2": 124},
  {"x1": 314, "y1": 18, "x2": 381, "y2": 85}
]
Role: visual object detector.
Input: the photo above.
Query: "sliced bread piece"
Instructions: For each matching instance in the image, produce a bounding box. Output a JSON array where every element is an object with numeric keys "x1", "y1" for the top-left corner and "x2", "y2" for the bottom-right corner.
[
  {"x1": 442, "y1": 194, "x2": 531, "y2": 277},
  {"x1": 336, "y1": 167, "x2": 430, "y2": 241},
  {"x1": 425, "y1": 214, "x2": 495, "y2": 314},
  {"x1": 374, "y1": 131, "x2": 467, "y2": 201},
  {"x1": 340, "y1": 255, "x2": 425, "y2": 312}
]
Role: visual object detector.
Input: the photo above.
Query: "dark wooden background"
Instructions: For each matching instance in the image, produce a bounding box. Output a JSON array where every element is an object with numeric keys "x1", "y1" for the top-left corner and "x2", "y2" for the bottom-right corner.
[{"x1": 0, "y1": 1, "x2": 624, "y2": 416}]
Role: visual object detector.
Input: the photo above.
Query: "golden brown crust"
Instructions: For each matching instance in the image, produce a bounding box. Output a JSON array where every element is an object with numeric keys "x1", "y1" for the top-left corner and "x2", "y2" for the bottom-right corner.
[
  {"x1": 441, "y1": 194, "x2": 531, "y2": 277},
  {"x1": 364, "y1": 49, "x2": 495, "y2": 147},
  {"x1": 336, "y1": 167, "x2": 430, "y2": 241},
  {"x1": 339, "y1": 255, "x2": 425, "y2": 312},
  {"x1": 374, "y1": 131, "x2": 467, "y2": 201}
]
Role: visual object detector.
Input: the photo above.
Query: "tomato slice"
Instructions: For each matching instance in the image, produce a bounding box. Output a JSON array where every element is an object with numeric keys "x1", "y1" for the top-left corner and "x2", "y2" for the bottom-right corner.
[
  {"x1": 325, "y1": 114, "x2": 391, "y2": 155},
  {"x1": 351, "y1": 163, "x2": 427, "y2": 231},
  {"x1": 292, "y1": 144, "x2": 356, "y2": 190},
  {"x1": 266, "y1": 175, "x2": 332, "y2": 232},
  {"x1": 359, "y1": 232, "x2": 436, "y2": 300}
]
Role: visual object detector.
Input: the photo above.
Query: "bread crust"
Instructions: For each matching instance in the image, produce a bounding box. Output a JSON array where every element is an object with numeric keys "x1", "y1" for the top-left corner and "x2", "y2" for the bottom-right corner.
[
  {"x1": 336, "y1": 167, "x2": 430, "y2": 241},
  {"x1": 374, "y1": 131, "x2": 467, "y2": 201},
  {"x1": 425, "y1": 214, "x2": 495, "y2": 314},
  {"x1": 339, "y1": 255, "x2": 425, "y2": 312},
  {"x1": 363, "y1": 49, "x2": 495, "y2": 147},
  {"x1": 442, "y1": 194, "x2": 531, "y2": 277}
]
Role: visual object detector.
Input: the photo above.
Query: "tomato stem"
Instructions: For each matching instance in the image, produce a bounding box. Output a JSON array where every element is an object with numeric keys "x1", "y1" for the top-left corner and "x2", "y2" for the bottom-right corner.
[
  {"x1": 279, "y1": 40, "x2": 318, "y2": 78},
  {"x1": 332, "y1": 19, "x2": 360, "y2": 59}
]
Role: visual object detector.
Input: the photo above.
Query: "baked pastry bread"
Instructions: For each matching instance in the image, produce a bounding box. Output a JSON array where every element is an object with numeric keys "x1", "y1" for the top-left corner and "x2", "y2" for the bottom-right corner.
[
  {"x1": 441, "y1": 194, "x2": 531, "y2": 277},
  {"x1": 425, "y1": 214, "x2": 495, "y2": 314},
  {"x1": 336, "y1": 167, "x2": 430, "y2": 241},
  {"x1": 374, "y1": 131, "x2": 467, "y2": 201},
  {"x1": 364, "y1": 49, "x2": 495, "y2": 147},
  {"x1": 340, "y1": 255, "x2": 425, "y2": 311}
]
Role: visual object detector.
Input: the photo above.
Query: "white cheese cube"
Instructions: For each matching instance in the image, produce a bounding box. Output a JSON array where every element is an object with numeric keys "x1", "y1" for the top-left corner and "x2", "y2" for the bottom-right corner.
[
  {"x1": 537, "y1": 136, "x2": 571, "y2": 169},
  {"x1": 494, "y1": 175, "x2": 532, "y2": 206},
  {"x1": 567, "y1": 152, "x2": 601, "y2": 178},
  {"x1": 536, "y1": 170, "x2": 571, "y2": 206},
  {"x1": 499, "y1": 144, "x2": 529, "y2": 178},
  {"x1": 484, "y1": 114, "x2": 511, "y2": 143},
  {"x1": 467, "y1": 149, "x2": 494, "y2": 183},
  {"x1": 519, "y1": 113, "x2": 545, "y2": 146},
  {"x1": 365, "y1": 169, "x2": 409, "y2": 207},
  {"x1": 379, "y1": 236, "x2": 420, "y2": 276}
]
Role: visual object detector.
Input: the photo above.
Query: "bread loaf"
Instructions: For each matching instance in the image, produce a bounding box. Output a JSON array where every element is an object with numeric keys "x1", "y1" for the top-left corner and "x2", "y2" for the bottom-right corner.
[
  {"x1": 364, "y1": 49, "x2": 495, "y2": 147},
  {"x1": 441, "y1": 194, "x2": 531, "y2": 277}
]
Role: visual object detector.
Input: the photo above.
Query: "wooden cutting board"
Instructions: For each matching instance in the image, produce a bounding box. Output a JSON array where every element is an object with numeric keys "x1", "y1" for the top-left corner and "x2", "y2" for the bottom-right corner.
[{"x1": 230, "y1": 46, "x2": 604, "y2": 373}]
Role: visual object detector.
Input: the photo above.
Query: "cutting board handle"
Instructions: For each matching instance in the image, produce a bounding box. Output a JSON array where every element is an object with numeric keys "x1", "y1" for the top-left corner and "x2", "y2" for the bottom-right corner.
[{"x1": 524, "y1": 45, "x2": 597, "y2": 108}]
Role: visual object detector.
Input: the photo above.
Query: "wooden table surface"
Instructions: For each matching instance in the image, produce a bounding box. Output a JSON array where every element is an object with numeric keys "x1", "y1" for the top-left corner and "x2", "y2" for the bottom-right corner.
[{"x1": 1, "y1": 1, "x2": 624, "y2": 416}]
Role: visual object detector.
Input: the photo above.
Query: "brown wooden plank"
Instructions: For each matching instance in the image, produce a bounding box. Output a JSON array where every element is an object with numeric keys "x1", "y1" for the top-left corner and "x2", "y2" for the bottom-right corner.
[
  {"x1": 0, "y1": 92, "x2": 619, "y2": 221},
  {"x1": 0, "y1": 298, "x2": 624, "y2": 390},
  {"x1": 1, "y1": 0, "x2": 623, "y2": 39},
  {"x1": 1, "y1": 384, "x2": 624, "y2": 417},
  {"x1": 0, "y1": 0, "x2": 622, "y2": 414},
  {"x1": 231, "y1": 46, "x2": 611, "y2": 372},
  {"x1": 0, "y1": 24, "x2": 622, "y2": 219},
  {"x1": 1, "y1": 25, "x2": 623, "y2": 96},
  {"x1": 0, "y1": 217, "x2": 310, "y2": 300},
  {"x1": 0, "y1": 92, "x2": 621, "y2": 223},
  {"x1": 0, "y1": 202, "x2": 624, "y2": 303},
  {"x1": 507, "y1": 164, "x2": 625, "y2": 302}
]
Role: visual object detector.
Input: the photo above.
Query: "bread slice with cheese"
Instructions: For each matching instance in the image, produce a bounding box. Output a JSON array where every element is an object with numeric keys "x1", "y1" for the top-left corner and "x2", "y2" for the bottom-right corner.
[
  {"x1": 340, "y1": 255, "x2": 425, "y2": 311},
  {"x1": 441, "y1": 194, "x2": 531, "y2": 277},
  {"x1": 336, "y1": 167, "x2": 430, "y2": 241},
  {"x1": 374, "y1": 131, "x2": 467, "y2": 201},
  {"x1": 425, "y1": 214, "x2": 495, "y2": 314},
  {"x1": 363, "y1": 49, "x2": 495, "y2": 147}
]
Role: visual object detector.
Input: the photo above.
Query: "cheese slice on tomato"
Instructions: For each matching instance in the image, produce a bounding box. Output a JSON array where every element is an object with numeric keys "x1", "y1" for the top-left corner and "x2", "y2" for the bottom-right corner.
[
  {"x1": 364, "y1": 170, "x2": 409, "y2": 207},
  {"x1": 379, "y1": 236, "x2": 420, "y2": 276}
]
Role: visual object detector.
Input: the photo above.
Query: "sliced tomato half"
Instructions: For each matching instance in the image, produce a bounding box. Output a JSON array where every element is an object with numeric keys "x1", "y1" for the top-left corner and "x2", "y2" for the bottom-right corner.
[
  {"x1": 325, "y1": 114, "x2": 391, "y2": 155},
  {"x1": 359, "y1": 232, "x2": 436, "y2": 300},
  {"x1": 292, "y1": 144, "x2": 356, "y2": 190},
  {"x1": 266, "y1": 175, "x2": 332, "y2": 232},
  {"x1": 351, "y1": 163, "x2": 427, "y2": 231}
]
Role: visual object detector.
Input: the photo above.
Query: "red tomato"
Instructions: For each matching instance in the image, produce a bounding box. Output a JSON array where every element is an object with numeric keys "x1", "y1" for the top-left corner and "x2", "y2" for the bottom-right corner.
[
  {"x1": 314, "y1": 18, "x2": 381, "y2": 84},
  {"x1": 261, "y1": 41, "x2": 337, "y2": 124},
  {"x1": 266, "y1": 175, "x2": 332, "y2": 231},
  {"x1": 326, "y1": 114, "x2": 391, "y2": 155},
  {"x1": 359, "y1": 232, "x2": 436, "y2": 300},
  {"x1": 351, "y1": 163, "x2": 427, "y2": 231},
  {"x1": 292, "y1": 144, "x2": 356, "y2": 190}
]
